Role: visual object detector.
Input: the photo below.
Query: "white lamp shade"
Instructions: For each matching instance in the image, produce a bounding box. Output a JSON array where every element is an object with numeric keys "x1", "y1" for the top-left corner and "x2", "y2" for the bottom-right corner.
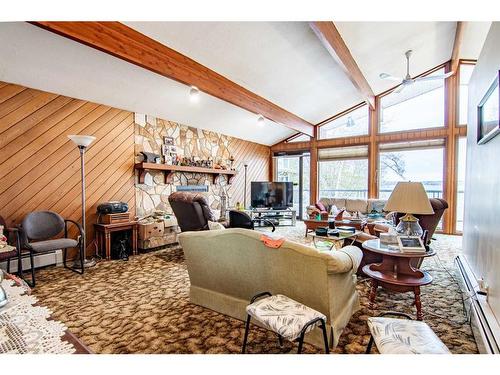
[
  {"x1": 383, "y1": 181, "x2": 434, "y2": 215},
  {"x1": 68, "y1": 135, "x2": 96, "y2": 147}
]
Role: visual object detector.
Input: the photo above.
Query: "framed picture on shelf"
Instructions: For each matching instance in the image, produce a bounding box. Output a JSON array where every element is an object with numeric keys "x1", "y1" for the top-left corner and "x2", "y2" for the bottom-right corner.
[
  {"x1": 163, "y1": 136, "x2": 175, "y2": 146},
  {"x1": 477, "y1": 71, "x2": 500, "y2": 145}
]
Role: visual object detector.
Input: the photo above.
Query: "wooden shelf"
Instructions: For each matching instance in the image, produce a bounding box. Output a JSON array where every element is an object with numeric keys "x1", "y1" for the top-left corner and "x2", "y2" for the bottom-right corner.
[{"x1": 134, "y1": 162, "x2": 237, "y2": 185}]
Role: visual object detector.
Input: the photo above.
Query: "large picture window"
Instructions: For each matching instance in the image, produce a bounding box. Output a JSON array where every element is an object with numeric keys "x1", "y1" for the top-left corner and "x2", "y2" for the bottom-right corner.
[
  {"x1": 378, "y1": 140, "x2": 445, "y2": 200},
  {"x1": 380, "y1": 68, "x2": 446, "y2": 133},
  {"x1": 319, "y1": 104, "x2": 369, "y2": 139},
  {"x1": 456, "y1": 137, "x2": 467, "y2": 232},
  {"x1": 318, "y1": 145, "x2": 369, "y2": 199}
]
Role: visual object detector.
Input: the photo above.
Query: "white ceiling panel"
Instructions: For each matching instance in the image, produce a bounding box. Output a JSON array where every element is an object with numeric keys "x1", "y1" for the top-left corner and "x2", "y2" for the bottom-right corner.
[
  {"x1": 460, "y1": 22, "x2": 491, "y2": 60},
  {"x1": 0, "y1": 22, "x2": 294, "y2": 146},
  {"x1": 124, "y1": 22, "x2": 363, "y2": 124},
  {"x1": 335, "y1": 22, "x2": 456, "y2": 94}
]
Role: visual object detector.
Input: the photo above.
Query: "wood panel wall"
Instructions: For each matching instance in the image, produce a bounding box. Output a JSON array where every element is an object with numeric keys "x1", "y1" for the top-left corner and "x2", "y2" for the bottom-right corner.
[
  {"x1": 0, "y1": 81, "x2": 135, "y2": 257},
  {"x1": 227, "y1": 139, "x2": 270, "y2": 207}
]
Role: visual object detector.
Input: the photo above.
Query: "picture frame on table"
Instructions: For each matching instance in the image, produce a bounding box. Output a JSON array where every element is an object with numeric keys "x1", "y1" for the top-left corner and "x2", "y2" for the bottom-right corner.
[
  {"x1": 397, "y1": 236, "x2": 426, "y2": 253},
  {"x1": 477, "y1": 71, "x2": 500, "y2": 145}
]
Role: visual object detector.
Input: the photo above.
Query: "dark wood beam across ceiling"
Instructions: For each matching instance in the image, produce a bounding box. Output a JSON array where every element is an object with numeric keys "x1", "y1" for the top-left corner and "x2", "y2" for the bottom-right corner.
[
  {"x1": 30, "y1": 21, "x2": 315, "y2": 137},
  {"x1": 310, "y1": 21, "x2": 375, "y2": 110}
]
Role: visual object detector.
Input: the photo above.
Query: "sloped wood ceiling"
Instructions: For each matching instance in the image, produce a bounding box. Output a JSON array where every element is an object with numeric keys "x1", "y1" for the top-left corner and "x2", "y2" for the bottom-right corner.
[{"x1": 0, "y1": 81, "x2": 136, "y2": 255}]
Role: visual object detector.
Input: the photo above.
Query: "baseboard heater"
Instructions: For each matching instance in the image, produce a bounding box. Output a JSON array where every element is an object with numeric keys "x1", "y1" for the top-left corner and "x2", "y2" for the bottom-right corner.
[
  {"x1": 0, "y1": 250, "x2": 62, "y2": 273},
  {"x1": 455, "y1": 255, "x2": 500, "y2": 354}
]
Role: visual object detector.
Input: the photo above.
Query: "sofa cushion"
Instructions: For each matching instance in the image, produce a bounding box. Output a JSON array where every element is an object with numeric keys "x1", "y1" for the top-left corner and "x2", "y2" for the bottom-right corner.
[
  {"x1": 29, "y1": 238, "x2": 78, "y2": 253},
  {"x1": 345, "y1": 199, "x2": 369, "y2": 214},
  {"x1": 367, "y1": 317, "x2": 450, "y2": 354}
]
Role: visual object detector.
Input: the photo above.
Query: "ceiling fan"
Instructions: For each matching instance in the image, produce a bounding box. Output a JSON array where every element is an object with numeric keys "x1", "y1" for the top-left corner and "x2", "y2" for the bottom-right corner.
[{"x1": 379, "y1": 50, "x2": 454, "y2": 94}]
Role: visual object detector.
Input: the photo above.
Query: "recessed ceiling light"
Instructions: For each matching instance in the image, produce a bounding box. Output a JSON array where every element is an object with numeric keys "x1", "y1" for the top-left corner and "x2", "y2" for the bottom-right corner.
[
  {"x1": 257, "y1": 115, "x2": 265, "y2": 126},
  {"x1": 189, "y1": 86, "x2": 200, "y2": 103}
]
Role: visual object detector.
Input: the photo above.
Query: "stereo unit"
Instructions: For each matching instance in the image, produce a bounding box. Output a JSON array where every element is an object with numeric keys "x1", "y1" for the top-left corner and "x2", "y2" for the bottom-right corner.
[{"x1": 97, "y1": 201, "x2": 129, "y2": 215}]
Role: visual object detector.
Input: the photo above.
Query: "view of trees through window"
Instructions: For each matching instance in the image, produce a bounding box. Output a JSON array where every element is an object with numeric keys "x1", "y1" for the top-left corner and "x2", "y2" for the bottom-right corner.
[{"x1": 318, "y1": 159, "x2": 368, "y2": 199}]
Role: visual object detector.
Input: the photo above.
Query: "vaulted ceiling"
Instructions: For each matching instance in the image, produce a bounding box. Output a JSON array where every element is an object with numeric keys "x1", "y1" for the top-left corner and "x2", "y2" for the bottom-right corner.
[{"x1": 0, "y1": 21, "x2": 491, "y2": 146}]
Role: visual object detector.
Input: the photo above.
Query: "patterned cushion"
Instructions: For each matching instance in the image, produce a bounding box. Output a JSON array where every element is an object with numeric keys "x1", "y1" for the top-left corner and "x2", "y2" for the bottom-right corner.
[
  {"x1": 246, "y1": 294, "x2": 326, "y2": 341},
  {"x1": 367, "y1": 317, "x2": 450, "y2": 354}
]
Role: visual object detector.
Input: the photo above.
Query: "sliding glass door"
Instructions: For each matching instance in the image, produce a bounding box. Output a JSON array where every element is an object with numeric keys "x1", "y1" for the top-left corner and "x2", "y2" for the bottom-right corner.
[{"x1": 276, "y1": 154, "x2": 310, "y2": 220}]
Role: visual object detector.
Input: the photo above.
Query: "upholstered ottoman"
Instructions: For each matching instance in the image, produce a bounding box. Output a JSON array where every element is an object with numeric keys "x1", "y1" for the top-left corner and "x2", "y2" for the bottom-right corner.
[
  {"x1": 366, "y1": 313, "x2": 450, "y2": 354},
  {"x1": 242, "y1": 292, "x2": 330, "y2": 354}
]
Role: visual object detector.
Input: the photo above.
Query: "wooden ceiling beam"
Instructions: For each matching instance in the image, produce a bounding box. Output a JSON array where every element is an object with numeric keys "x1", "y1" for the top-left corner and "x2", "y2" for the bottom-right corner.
[
  {"x1": 310, "y1": 21, "x2": 375, "y2": 110},
  {"x1": 30, "y1": 21, "x2": 315, "y2": 137},
  {"x1": 451, "y1": 22, "x2": 464, "y2": 73}
]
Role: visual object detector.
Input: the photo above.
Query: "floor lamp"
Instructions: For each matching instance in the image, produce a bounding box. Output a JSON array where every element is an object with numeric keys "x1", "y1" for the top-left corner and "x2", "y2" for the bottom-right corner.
[
  {"x1": 243, "y1": 161, "x2": 248, "y2": 209},
  {"x1": 68, "y1": 135, "x2": 96, "y2": 269}
]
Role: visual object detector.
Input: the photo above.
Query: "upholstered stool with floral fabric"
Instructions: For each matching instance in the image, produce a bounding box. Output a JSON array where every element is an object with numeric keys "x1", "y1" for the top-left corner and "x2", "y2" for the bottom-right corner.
[
  {"x1": 366, "y1": 312, "x2": 450, "y2": 354},
  {"x1": 241, "y1": 292, "x2": 330, "y2": 354}
]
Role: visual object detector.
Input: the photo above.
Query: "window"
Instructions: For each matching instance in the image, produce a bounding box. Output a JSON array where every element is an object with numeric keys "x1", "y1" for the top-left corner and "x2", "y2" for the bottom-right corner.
[
  {"x1": 459, "y1": 63, "x2": 475, "y2": 125},
  {"x1": 287, "y1": 134, "x2": 311, "y2": 143},
  {"x1": 456, "y1": 137, "x2": 467, "y2": 232},
  {"x1": 319, "y1": 104, "x2": 369, "y2": 139},
  {"x1": 318, "y1": 145, "x2": 369, "y2": 199},
  {"x1": 380, "y1": 68, "x2": 446, "y2": 133},
  {"x1": 378, "y1": 140, "x2": 445, "y2": 201}
]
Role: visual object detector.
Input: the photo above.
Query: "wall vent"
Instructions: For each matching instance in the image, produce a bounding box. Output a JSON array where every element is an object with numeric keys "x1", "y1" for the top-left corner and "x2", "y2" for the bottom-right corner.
[{"x1": 176, "y1": 185, "x2": 209, "y2": 193}]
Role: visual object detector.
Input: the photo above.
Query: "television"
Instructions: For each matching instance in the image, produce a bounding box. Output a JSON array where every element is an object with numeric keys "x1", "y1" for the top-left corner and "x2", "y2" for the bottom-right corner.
[{"x1": 251, "y1": 181, "x2": 293, "y2": 209}]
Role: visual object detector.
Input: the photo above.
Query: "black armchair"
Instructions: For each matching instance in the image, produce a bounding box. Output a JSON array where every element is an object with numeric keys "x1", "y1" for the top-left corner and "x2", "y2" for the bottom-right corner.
[
  {"x1": 229, "y1": 210, "x2": 276, "y2": 232},
  {"x1": 16, "y1": 211, "x2": 84, "y2": 287}
]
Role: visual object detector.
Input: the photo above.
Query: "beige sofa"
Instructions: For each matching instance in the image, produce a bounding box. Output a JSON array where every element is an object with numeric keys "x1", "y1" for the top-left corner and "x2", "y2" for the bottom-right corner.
[
  {"x1": 178, "y1": 228, "x2": 362, "y2": 349},
  {"x1": 307, "y1": 197, "x2": 387, "y2": 218}
]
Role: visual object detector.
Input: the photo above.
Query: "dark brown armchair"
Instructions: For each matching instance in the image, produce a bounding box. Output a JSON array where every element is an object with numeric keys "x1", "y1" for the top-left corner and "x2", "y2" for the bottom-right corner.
[
  {"x1": 16, "y1": 211, "x2": 84, "y2": 287},
  {"x1": 168, "y1": 192, "x2": 216, "y2": 232}
]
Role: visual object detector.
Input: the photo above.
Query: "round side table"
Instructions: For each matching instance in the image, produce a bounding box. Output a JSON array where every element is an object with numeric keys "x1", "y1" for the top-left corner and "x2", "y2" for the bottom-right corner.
[{"x1": 361, "y1": 239, "x2": 435, "y2": 320}]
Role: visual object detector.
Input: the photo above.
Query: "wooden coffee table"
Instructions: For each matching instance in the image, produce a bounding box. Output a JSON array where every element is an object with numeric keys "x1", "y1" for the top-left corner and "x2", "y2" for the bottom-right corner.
[
  {"x1": 361, "y1": 239, "x2": 435, "y2": 320},
  {"x1": 304, "y1": 218, "x2": 366, "y2": 237}
]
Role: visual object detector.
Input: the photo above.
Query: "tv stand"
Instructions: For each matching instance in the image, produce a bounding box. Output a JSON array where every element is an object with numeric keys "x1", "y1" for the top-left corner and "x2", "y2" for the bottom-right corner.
[{"x1": 248, "y1": 208, "x2": 296, "y2": 227}]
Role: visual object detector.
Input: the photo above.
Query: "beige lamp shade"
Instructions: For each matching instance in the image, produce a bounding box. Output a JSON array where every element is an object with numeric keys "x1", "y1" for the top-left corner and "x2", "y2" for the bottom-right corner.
[{"x1": 383, "y1": 182, "x2": 434, "y2": 215}]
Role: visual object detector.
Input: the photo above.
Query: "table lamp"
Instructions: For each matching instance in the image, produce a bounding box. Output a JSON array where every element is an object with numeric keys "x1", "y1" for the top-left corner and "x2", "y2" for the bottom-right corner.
[{"x1": 383, "y1": 181, "x2": 434, "y2": 237}]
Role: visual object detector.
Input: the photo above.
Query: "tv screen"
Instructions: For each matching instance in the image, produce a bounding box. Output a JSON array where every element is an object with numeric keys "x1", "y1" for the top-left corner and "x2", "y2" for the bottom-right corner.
[{"x1": 251, "y1": 182, "x2": 293, "y2": 209}]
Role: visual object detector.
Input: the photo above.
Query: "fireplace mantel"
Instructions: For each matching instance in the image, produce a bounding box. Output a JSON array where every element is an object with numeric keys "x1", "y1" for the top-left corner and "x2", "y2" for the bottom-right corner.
[{"x1": 135, "y1": 162, "x2": 237, "y2": 185}]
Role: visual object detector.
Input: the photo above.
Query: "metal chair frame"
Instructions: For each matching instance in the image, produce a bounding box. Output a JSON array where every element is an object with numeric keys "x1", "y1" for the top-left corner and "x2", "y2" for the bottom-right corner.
[{"x1": 14, "y1": 218, "x2": 85, "y2": 287}]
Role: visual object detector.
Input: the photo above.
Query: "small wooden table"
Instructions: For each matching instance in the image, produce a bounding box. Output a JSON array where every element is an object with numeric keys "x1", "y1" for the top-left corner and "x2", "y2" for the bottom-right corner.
[
  {"x1": 94, "y1": 222, "x2": 138, "y2": 261},
  {"x1": 362, "y1": 239, "x2": 435, "y2": 320},
  {"x1": 304, "y1": 218, "x2": 366, "y2": 237}
]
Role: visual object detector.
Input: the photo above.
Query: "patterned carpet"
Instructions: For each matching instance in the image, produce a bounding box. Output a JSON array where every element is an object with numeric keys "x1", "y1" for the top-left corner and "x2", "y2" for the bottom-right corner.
[{"x1": 31, "y1": 223, "x2": 478, "y2": 354}]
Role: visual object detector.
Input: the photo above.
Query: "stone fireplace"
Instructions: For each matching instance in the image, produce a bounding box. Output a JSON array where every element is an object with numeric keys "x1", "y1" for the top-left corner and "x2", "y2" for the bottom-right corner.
[{"x1": 134, "y1": 114, "x2": 234, "y2": 219}]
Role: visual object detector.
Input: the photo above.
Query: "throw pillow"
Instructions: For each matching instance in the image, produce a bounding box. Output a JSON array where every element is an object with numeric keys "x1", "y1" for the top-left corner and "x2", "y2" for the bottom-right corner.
[
  {"x1": 208, "y1": 221, "x2": 226, "y2": 230},
  {"x1": 315, "y1": 201, "x2": 327, "y2": 212}
]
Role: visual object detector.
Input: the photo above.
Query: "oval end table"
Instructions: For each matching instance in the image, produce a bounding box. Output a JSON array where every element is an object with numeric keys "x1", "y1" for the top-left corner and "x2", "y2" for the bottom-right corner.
[{"x1": 362, "y1": 239, "x2": 435, "y2": 320}]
